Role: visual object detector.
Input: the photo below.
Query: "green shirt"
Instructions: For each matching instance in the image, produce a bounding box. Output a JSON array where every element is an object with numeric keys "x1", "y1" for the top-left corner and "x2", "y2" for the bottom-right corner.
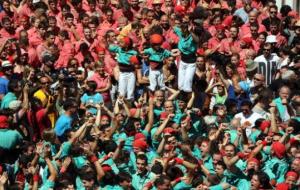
[
  {"x1": 0, "y1": 129, "x2": 23, "y2": 149},
  {"x1": 173, "y1": 27, "x2": 197, "y2": 55},
  {"x1": 108, "y1": 45, "x2": 137, "y2": 65},
  {"x1": 263, "y1": 157, "x2": 288, "y2": 183},
  {"x1": 132, "y1": 171, "x2": 156, "y2": 190},
  {"x1": 0, "y1": 92, "x2": 17, "y2": 109},
  {"x1": 143, "y1": 47, "x2": 171, "y2": 62}
]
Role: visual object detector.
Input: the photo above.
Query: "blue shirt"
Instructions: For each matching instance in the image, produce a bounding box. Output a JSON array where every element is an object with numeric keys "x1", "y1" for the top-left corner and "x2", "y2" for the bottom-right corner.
[
  {"x1": 54, "y1": 114, "x2": 72, "y2": 137},
  {"x1": 0, "y1": 77, "x2": 9, "y2": 95},
  {"x1": 80, "y1": 92, "x2": 103, "y2": 115}
]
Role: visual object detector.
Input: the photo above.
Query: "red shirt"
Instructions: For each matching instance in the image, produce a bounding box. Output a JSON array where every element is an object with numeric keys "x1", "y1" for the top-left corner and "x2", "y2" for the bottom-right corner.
[{"x1": 36, "y1": 109, "x2": 52, "y2": 138}]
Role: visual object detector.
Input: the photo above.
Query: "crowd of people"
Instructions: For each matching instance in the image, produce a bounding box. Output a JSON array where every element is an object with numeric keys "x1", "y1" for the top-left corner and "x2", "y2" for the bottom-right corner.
[{"x1": 0, "y1": 0, "x2": 299, "y2": 189}]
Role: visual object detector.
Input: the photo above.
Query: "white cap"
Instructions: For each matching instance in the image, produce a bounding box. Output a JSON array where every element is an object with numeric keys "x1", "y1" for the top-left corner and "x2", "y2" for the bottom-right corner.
[
  {"x1": 1, "y1": 60, "x2": 12, "y2": 68},
  {"x1": 266, "y1": 35, "x2": 277, "y2": 43}
]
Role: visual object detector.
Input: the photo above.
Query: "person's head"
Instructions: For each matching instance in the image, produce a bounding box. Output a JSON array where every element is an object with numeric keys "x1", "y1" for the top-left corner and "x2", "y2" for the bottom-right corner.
[
  {"x1": 86, "y1": 80, "x2": 97, "y2": 93},
  {"x1": 160, "y1": 15, "x2": 169, "y2": 29},
  {"x1": 105, "y1": 30, "x2": 116, "y2": 44},
  {"x1": 212, "y1": 152, "x2": 222, "y2": 166},
  {"x1": 224, "y1": 143, "x2": 236, "y2": 158},
  {"x1": 8, "y1": 79, "x2": 22, "y2": 93},
  {"x1": 119, "y1": 36, "x2": 132, "y2": 49},
  {"x1": 291, "y1": 158, "x2": 300, "y2": 172},
  {"x1": 247, "y1": 158, "x2": 260, "y2": 172},
  {"x1": 229, "y1": 26, "x2": 239, "y2": 39},
  {"x1": 258, "y1": 31, "x2": 267, "y2": 44},
  {"x1": 250, "y1": 171, "x2": 271, "y2": 190},
  {"x1": 64, "y1": 12, "x2": 74, "y2": 26},
  {"x1": 154, "y1": 175, "x2": 171, "y2": 190},
  {"x1": 270, "y1": 19, "x2": 280, "y2": 35},
  {"x1": 199, "y1": 139, "x2": 210, "y2": 155},
  {"x1": 263, "y1": 43, "x2": 272, "y2": 58},
  {"x1": 164, "y1": 100, "x2": 174, "y2": 113},
  {"x1": 136, "y1": 154, "x2": 148, "y2": 173},
  {"x1": 48, "y1": 0, "x2": 57, "y2": 11},
  {"x1": 243, "y1": 0, "x2": 252, "y2": 12},
  {"x1": 146, "y1": 9, "x2": 155, "y2": 24},
  {"x1": 253, "y1": 73, "x2": 265, "y2": 87},
  {"x1": 117, "y1": 172, "x2": 132, "y2": 189},
  {"x1": 154, "y1": 90, "x2": 164, "y2": 104},
  {"x1": 284, "y1": 171, "x2": 298, "y2": 187},
  {"x1": 269, "y1": 5, "x2": 278, "y2": 18},
  {"x1": 83, "y1": 27, "x2": 92, "y2": 40},
  {"x1": 2, "y1": 16, "x2": 12, "y2": 31},
  {"x1": 248, "y1": 11, "x2": 258, "y2": 24},
  {"x1": 231, "y1": 53, "x2": 240, "y2": 66},
  {"x1": 39, "y1": 76, "x2": 50, "y2": 89},
  {"x1": 215, "y1": 161, "x2": 226, "y2": 177},
  {"x1": 104, "y1": 8, "x2": 114, "y2": 22},
  {"x1": 278, "y1": 85, "x2": 290, "y2": 100},
  {"x1": 80, "y1": 169, "x2": 96, "y2": 189},
  {"x1": 44, "y1": 31, "x2": 56, "y2": 45},
  {"x1": 250, "y1": 22, "x2": 259, "y2": 37},
  {"x1": 240, "y1": 100, "x2": 252, "y2": 116},
  {"x1": 63, "y1": 99, "x2": 78, "y2": 113}
]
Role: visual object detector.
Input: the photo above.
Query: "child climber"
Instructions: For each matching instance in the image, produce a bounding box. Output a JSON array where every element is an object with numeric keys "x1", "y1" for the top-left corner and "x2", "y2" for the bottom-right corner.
[
  {"x1": 108, "y1": 36, "x2": 138, "y2": 101},
  {"x1": 142, "y1": 33, "x2": 179, "y2": 92}
]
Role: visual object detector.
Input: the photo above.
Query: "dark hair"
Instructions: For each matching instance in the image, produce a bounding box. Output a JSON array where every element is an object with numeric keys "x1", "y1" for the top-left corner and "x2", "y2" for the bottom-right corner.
[
  {"x1": 65, "y1": 12, "x2": 74, "y2": 19},
  {"x1": 136, "y1": 154, "x2": 148, "y2": 164},
  {"x1": 240, "y1": 100, "x2": 252, "y2": 108},
  {"x1": 8, "y1": 79, "x2": 19, "y2": 92},
  {"x1": 44, "y1": 31, "x2": 56, "y2": 38},
  {"x1": 166, "y1": 166, "x2": 184, "y2": 180},
  {"x1": 63, "y1": 99, "x2": 77, "y2": 110},
  {"x1": 151, "y1": 161, "x2": 163, "y2": 175},
  {"x1": 117, "y1": 172, "x2": 132, "y2": 183},
  {"x1": 59, "y1": 30, "x2": 69, "y2": 39},
  {"x1": 154, "y1": 175, "x2": 171, "y2": 187},
  {"x1": 253, "y1": 171, "x2": 272, "y2": 189},
  {"x1": 280, "y1": 5, "x2": 292, "y2": 17},
  {"x1": 102, "y1": 140, "x2": 118, "y2": 154},
  {"x1": 216, "y1": 161, "x2": 227, "y2": 169},
  {"x1": 86, "y1": 80, "x2": 97, "y2": 91}
]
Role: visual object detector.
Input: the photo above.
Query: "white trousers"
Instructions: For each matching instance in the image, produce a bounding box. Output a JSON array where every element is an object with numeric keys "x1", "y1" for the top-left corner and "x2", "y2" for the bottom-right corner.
[
  {"x1": 118, "y1": 72, "x2": 136, "y2": 100},
  {"x1": 148, "y1": 68, "x2": 165, "y2": 91},
  {"x1": 178, "y1": 60, "x2": 196, "y2": 92}
]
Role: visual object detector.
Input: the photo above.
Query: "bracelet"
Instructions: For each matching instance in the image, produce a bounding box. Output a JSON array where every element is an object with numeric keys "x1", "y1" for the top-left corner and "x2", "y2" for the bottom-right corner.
[
  {"x1": 103, "y1": 155, "x2": 110, "y2": 161},
  {"x1": 60, "y1": 166, "x2": 66, "y2": 173},
  {"x1": 33, "y1": 174, "x2": 40, "y2": 182},
  {"x1": 174, "y1": 158, "x2": 184, "y2": 165},
  {"x1": 89, "y1": 155, "x2": 98, "y2": 163},
  {"x1": 174, "y1": 177, "x2": 181, "y2": 183}
]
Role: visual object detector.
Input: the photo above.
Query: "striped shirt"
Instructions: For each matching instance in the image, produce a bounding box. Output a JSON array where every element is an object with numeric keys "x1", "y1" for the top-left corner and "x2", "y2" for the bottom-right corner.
[{"x1": 254, "y1": 53, "x2": 280, "y2": 86}]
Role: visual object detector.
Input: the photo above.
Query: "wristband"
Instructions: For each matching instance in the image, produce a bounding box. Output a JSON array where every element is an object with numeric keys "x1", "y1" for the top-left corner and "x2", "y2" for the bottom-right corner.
[
  {"x1": 33, "y1": 174, "x2": 40, "y2": 182},
  {"x1": 174, "y1": 177, "x2": 181, "y2": 183},
  {"x1": 237, "y1": 152, "x2": 245, "y2": 159},
  {"x1": 89, "y1": 155, "x2": 98, "y2": 163},
  {"x1": 289, "y1": 138, "x2": 297, "y2": 145},
  {"x1": 261, "y1": 140, "x2": 268, "y2": 147},
  {"x1": 136, "y1": 104, "x2": 142, "y2": 108},
  {"x1": 60, "y1": 166, "x2": 66, "y2": 173},
  {"x1": 198, "y1": 159, "x2": 203, "y2": 166},
  {"x1": 145, "y1": 181, "x2": 153, "y2": 188},
  {"x1": 103, "y1": 155, "x2": 110, "y2": 161},
  {"x1": 174, "y1": 158, "x2": 184, "y2": 165}
]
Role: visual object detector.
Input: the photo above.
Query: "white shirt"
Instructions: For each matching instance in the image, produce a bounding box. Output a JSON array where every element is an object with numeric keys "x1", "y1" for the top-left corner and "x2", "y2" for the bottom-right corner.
[
  {"x1": 254, "y1": 53, "x2": 280, "y2": 86},
  {"x1": 234, "y1": 112, "x2": 263, "y2": 137}
]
